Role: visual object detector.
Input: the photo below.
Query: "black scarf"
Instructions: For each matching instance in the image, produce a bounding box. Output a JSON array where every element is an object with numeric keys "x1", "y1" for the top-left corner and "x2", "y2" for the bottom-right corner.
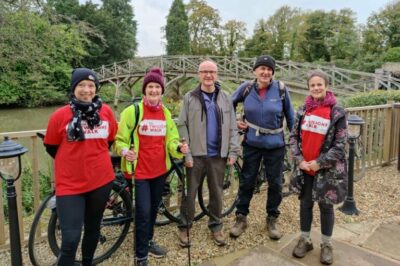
[{"x1": 67, "y1": 95, "x2": 102, "y2": 141}]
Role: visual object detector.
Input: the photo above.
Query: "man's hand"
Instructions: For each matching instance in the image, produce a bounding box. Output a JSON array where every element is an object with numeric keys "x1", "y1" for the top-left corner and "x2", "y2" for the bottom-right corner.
[
  {"x1": 185, "y1": 160, "x2": 193, "y2": 168},
  {"x1": 179, "y1": 143, "x2": 190, "y2": 154},
  {"x1": 227, "y1": 157, "x2": 236, "y2": 165},
  {"x1": 237, "y1": 121, "x2": 248, "y2": 130}
]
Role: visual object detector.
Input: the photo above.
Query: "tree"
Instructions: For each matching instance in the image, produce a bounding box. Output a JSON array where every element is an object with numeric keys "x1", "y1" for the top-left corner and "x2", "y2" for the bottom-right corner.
[
  {"x1": 165, "y1": 0, "x2": 190, "y2": 55},
  {"x1": 362, "y1": 1, "x2": 400, "y2": 59},
  {"x1": 97, "y1": 0, "x2": 137, "y2": 64},
  {"x1": 216, "y1": 20, "x2": 246, "y2": 56},
  {"x1": 186, "y1": 0, "x2": 221, "y2": 55},
  {"x1": 242, "y1": 6, "x2": 304, "y2": 60}
]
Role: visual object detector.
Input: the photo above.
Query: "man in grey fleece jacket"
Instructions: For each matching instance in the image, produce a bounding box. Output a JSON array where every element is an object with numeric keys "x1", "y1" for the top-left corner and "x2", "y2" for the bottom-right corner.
[{"x1": 176, "y1": 60, "x2": 240, "y2": 247}]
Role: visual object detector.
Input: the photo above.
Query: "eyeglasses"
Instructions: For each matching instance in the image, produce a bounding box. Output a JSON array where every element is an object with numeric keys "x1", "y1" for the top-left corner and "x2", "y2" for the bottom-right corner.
[{"x1": 199, "y1": 70, "x2": 217, "y2": 75}]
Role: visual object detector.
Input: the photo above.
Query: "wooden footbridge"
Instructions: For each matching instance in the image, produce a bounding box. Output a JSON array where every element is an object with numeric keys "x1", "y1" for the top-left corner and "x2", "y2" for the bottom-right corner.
[{"x1": 94, "y1": 55, "x2": 400, "y2": 107}]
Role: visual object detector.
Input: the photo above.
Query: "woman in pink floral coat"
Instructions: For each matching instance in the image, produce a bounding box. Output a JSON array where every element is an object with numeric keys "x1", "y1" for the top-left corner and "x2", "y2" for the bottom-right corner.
[{"x1": 289, "y1": 70, "x2": 348, "y2": 265}]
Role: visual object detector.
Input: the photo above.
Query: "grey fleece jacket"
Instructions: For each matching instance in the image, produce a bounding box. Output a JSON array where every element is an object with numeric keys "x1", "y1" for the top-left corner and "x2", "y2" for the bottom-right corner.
[{"x1": 177, "y1": 84, "x2": 240, "y2": 163}]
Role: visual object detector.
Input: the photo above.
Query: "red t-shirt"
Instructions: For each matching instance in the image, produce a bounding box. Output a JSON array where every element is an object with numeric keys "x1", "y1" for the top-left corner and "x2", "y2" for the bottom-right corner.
[
  {"x1": 44, "y1": 104, "x2": 117, "y2": 196},
  {"x1": 134, "y1": 105, "x2": 167, "y2": 179},
  {"x1": 301, "y1": 106, "x2": 331, "y2": 176}
]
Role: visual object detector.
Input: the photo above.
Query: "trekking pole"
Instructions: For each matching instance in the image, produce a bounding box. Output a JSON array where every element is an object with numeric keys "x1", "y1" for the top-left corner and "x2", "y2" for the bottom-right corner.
[
  {"x1": 129, "y1": 143, "x2": 137, "y2": 266},
  {"x1": 180, "y1": 138, "x2": 191, "y2": 266}
]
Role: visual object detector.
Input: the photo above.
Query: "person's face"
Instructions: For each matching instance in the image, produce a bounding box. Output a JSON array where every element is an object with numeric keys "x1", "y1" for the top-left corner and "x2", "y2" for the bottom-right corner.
[
  {"x1": 145, "y1": 82, "x2": 163, "y2": 104},
  {"x1": 254, "y1": 65, "x2": 273, "y2": 87},
  {"x1": 198, "y1": 61, "x2": 218, "y2": 88},
  {"x1": 308, "y1": 76, "x2": 328, "y2": 100},
  {"x1": 74, "y1": 80, "x2": 96, "y2": 102}
]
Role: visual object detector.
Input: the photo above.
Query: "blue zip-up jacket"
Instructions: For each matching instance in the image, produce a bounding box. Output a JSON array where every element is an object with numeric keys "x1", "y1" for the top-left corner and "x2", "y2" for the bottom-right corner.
[{"x1": 232, "y1": 80, "x2": 295, "y2": 149}]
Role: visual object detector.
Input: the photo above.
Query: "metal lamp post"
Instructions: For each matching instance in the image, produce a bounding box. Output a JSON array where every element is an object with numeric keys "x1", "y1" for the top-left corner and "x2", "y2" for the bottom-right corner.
[
  {"x1": 339, "y1": 114, "x2": 364, "y2": 215},
  {"x1": 0, "y1": 136, "x2": 28, "y2": 266}
]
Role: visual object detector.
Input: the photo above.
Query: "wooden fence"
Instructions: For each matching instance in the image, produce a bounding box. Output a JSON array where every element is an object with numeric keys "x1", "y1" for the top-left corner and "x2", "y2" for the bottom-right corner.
[{"x1": 0, "y1": 103, "x2": 399, "y2": 250}]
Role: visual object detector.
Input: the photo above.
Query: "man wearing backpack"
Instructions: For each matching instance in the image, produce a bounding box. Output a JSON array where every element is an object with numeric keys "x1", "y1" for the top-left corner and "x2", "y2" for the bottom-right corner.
[
  {"x1": 176, "y1": 60, "x2": 240, "y2": 247},
  {"x1": 230, "y1": 55, "x2": 295, "y2": 240}
]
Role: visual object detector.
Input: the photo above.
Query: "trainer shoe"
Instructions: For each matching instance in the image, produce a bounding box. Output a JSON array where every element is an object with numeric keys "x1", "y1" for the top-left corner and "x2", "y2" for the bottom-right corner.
[{"x1": 148, "y1": 240, "x2": 167, "y2": 258}]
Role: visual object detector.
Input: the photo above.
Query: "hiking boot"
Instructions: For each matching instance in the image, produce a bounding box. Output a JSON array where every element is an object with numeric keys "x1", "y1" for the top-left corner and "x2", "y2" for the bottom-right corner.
[
  {"x1": 148, "y1": 240, "x2": 167, "y2": 258},
  {"x1": 230, "y1": 214, "x2": 247, "y2": 238},
  {"x1": 212, "y1": 230, "x2": 226, "y2": 246},
  {"x1": 136, "y1": 259, "x2": 148, "y2": 266},
  {"x1": 292, "y1": 237, "x2": 313, "y2": 258},
  {"x1": 266, "y1": 216, "x2": 282, "y2": 240},
  {"x1": 320, "y1": 242, "x2": 333, "y2": 265},
  {"x1": 177, "y1": 228, "x2": 190, "y2": 247}
]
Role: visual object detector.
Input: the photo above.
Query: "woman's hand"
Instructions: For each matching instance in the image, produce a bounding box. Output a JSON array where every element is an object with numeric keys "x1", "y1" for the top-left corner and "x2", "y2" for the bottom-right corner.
[
  {"x1": 122, "y1": 149, "x2": 137, "y2": 162},
  {"x1": 308, "y1": 160, "x2": 321, "y2": 172},
  {"x1": 299, "y1": 160, "x2": 311, "y2": 171}
]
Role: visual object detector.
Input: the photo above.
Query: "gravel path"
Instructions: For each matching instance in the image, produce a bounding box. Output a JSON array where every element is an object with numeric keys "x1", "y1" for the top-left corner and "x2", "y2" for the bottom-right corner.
[{"x1": 1, "y1": 163, "x2": 399, "y2": 265}]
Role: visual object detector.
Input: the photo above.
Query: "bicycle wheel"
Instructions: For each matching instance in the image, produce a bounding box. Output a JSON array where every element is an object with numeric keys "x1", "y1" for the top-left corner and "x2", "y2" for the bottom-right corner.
[
  {"x1": 28, "y1": 193, "x2": 58, "y2": 266},
  {"x1": 156, "y1": 160, "x2": 206, "y2": 225},
  {"x1": 198, "y1": 162, "x2": 241, "y2": 218},
  {"x1": 46, "y1": 182, "x2": 133, "y2": 264}
]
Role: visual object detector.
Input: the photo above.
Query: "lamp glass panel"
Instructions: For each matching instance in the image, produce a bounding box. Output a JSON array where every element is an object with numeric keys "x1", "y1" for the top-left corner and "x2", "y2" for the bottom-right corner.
[
  {"x1": 348, "y1": 124, "x2": 361, "y2": 139},
  {"x1": 0, "y1": 157, "x2": 18, "y2": 180}
]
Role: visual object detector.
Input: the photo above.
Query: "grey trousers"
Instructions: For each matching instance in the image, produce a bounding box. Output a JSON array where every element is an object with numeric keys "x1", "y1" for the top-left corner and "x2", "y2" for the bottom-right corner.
[{"x1": 178, "y1": 156, "x2": 226, "y2": 232}]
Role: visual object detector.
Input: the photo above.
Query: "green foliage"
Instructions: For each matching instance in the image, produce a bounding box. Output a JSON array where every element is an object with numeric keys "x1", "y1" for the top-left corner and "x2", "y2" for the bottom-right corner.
[
  {"x1": 341, "y1": 90, "x2": 400, "y2": 108},
  {"x1": 0, "y1": 10, "x2": 87, "y2": 107},
  {"x1": 165, "y1": 0, "x2": 190, "y2": 55},
  {"x1": 2, "y1": 167, "x2": 52, "y2": 217},
  {"x1": 383, "y1": 47, "x2": 400, "y2": 62}
]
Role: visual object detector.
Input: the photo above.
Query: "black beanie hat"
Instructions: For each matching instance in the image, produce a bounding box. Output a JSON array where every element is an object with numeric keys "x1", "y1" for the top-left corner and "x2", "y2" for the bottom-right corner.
[
  {"x1": 253, "y1": 55, "x2": 276, "y2": 73},
  {"x1": 142, "y1": 67, "x2": 165, "y2": 94},
  {"x1": 70, "y1": 68, "x2": 100, "y2": 93}
]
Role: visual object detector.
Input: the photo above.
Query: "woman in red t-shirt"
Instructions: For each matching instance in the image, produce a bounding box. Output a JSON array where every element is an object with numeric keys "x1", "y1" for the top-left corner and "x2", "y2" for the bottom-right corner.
[
  {"x1": 289, "y1": 70, "x2": 348, "y2": 265},
  {"x1": 44, "y1": 68, "x2": 117, "y2": 265}
]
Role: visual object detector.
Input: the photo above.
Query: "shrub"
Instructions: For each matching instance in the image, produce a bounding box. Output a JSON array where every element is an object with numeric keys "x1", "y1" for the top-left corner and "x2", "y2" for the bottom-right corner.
[{"x1": 341, "y1": 90, "x2": 400, "y2": 108}]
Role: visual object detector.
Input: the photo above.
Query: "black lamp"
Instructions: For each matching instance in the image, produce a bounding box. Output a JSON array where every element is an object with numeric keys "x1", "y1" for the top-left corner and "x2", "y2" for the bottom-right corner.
[
  {"x1": 339, "y1": 114, "x2": 364, "y2": 215},
  {"x1": 0, "y1": 136, "x2": 28, "y2": 266}
]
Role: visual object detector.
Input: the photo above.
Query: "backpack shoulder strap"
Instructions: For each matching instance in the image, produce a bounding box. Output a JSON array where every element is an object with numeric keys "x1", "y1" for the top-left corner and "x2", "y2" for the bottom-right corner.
[
  {"x1": 278, "y1": 80, "x2": 286, "y2": 100},
  {"x1": 242, "y1": 81, "x2": 254, "y2": 100},
  {"x1": 130, "y1": 100, "x2": 140, "y2": 146}
]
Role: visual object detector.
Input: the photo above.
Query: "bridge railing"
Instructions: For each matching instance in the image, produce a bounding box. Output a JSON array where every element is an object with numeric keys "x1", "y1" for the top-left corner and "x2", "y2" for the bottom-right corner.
[
  {"x1": 95, "y1": 56, "x2": 400, "y2": 97},
  {"x1": 0, "y1": 102, "x2": 399, "y2": 250}
]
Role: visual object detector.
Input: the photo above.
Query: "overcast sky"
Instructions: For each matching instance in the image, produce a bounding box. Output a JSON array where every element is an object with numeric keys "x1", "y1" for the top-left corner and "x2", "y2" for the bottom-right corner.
[{"x1": 92, "y1": 0, "x2": 392, "y2": 56}]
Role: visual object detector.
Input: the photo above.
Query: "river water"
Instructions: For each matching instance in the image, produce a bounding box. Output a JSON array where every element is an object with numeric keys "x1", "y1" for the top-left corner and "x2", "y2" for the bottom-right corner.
[{"x1": 0, "y1": 92, "x2": 306, "y2": 133}]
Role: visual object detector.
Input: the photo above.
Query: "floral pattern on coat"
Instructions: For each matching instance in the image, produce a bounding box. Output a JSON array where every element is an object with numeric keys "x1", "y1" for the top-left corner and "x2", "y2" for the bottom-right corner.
[{"x1": 289, "y1": 104, "x2": 348, "y2": 205}]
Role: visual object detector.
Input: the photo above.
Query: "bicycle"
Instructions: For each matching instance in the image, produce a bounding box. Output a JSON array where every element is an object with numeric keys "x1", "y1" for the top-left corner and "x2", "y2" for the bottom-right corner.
[
  {"x1": 28, "y1": 134, "x2": 241, "y2": 265},
  {"x1": 27, "y1": 137, "x2": 207, "y2": 265},
  {"x1": 28, "y1": 134, "x2": 187, "y2": 265}
]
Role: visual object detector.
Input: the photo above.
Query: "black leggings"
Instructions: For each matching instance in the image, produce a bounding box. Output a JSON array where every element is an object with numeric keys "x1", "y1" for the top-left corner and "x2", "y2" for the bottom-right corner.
[
  {"x1": 56, "y1": 181, "x2": 113, "y2": 266},
  {"x1": 300, "y1": 174, "x2": 334, "y2": 237}
]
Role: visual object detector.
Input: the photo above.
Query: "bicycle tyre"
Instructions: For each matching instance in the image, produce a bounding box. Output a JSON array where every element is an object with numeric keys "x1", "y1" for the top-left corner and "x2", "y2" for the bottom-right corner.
[
  {"x1": 156, "y1": 160, "x2": 206, "y2": 226},
  {"x1": 28, "y1": 193, "x2": 58, "y2": 266},
  {"x1": 198, "y1": 162, "x2": 241, "y2": 218},
  {"x1": 47, "y1": 182, "x2": 133, "y2": 264}
]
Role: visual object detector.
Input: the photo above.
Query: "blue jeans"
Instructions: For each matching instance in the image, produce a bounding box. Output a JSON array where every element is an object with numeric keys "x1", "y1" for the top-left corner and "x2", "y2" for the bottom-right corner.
[
  {"x1": 236, "y1": 143, "x2": 284, "y2": 218},
  {"x1": 135, "y1": 173, "x2": 167, "y2": 260}
]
